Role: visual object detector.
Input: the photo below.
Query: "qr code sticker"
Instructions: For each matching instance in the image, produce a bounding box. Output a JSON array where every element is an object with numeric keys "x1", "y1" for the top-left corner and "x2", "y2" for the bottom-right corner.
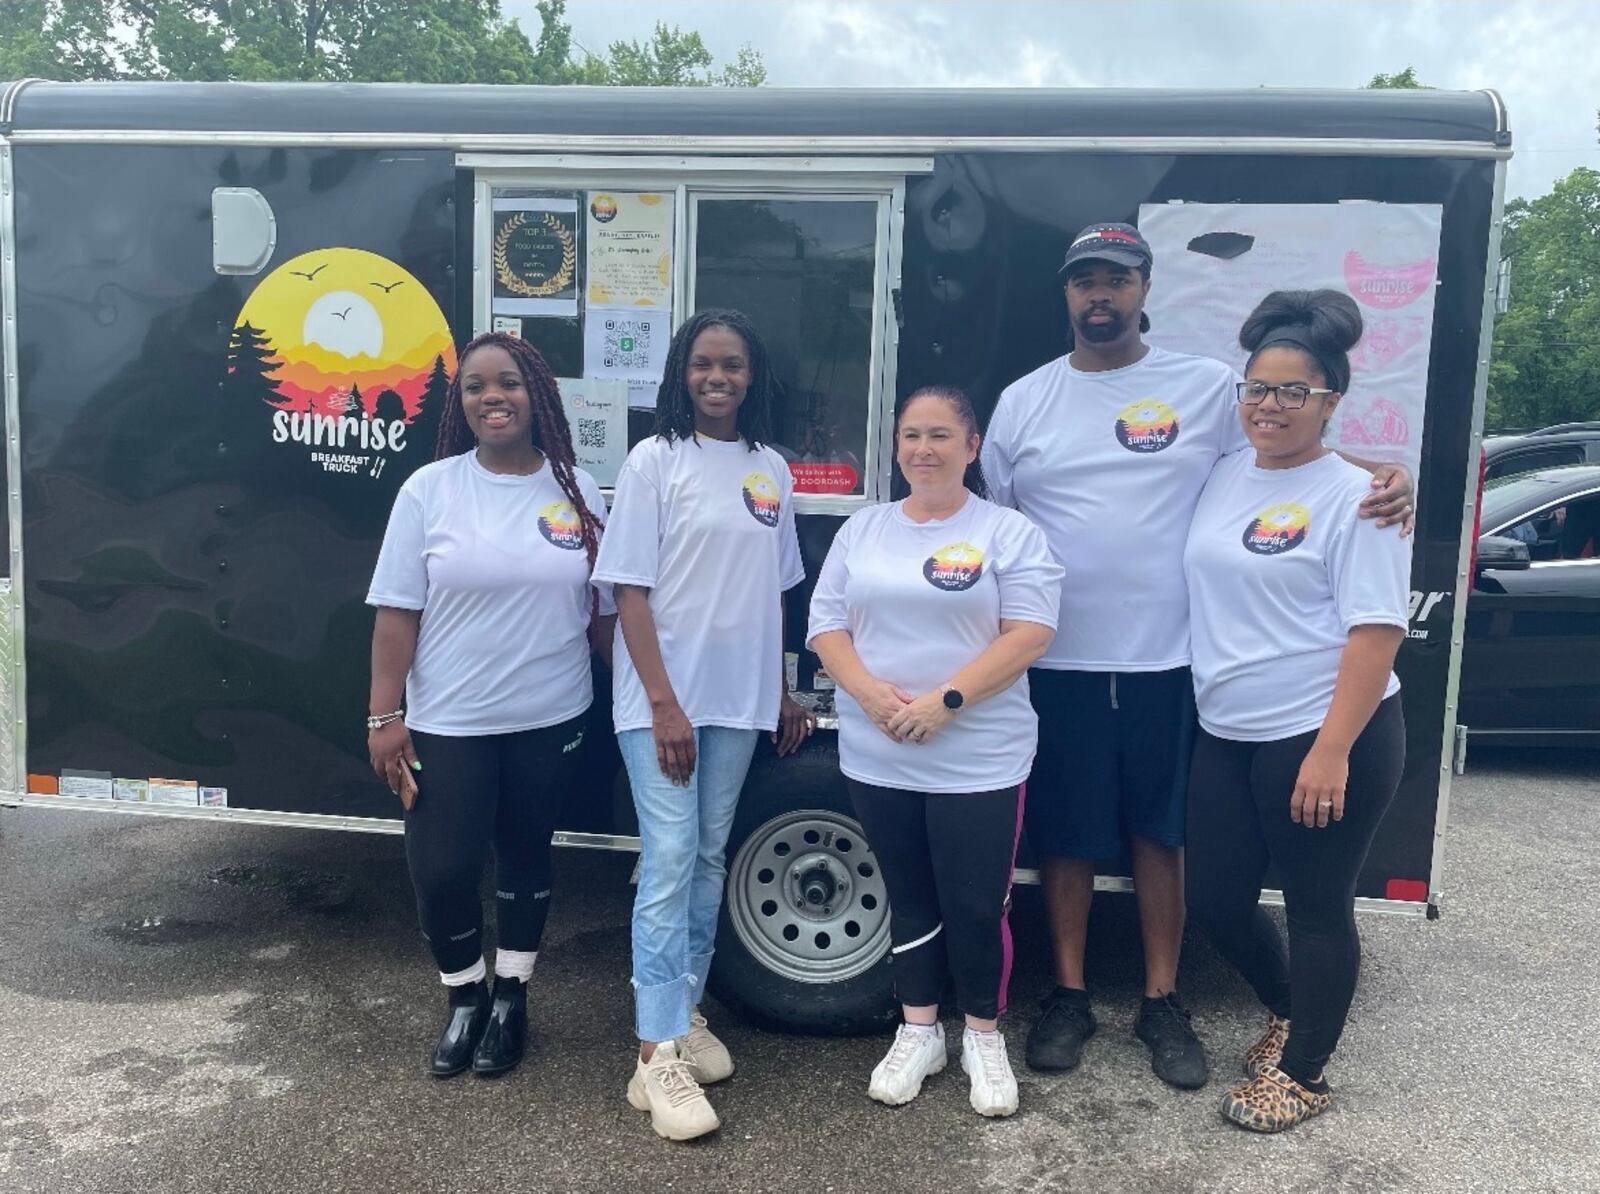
[
  {"x1": 599, "y1": 317, "x2": 655, "y2": 372},
  {"x1": 576, "y1": 418, "x2": 607, "y2": 449}
]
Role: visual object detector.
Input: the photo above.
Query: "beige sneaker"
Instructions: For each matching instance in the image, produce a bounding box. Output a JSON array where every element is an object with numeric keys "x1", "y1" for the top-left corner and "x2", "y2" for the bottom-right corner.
[
  {"x1": 626, "y1": 1040, "x2": 720, "y2": 1141},
  {"x1": 677, "y1": 1007, "x2": 734, "y2": 1085}
]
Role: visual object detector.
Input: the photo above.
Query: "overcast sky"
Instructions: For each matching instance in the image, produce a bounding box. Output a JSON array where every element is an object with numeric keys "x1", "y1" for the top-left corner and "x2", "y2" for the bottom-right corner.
[{"x1": 510, "y1": 0, "x2": 1600, "y2": 200}]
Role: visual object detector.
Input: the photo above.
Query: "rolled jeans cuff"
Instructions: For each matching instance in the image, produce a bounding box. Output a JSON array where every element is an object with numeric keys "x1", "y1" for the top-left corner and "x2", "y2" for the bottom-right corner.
[
  {"x1": 688, "y1": 951, "x2": 714, "y2": 1002},
  {"x1": 633, "y1": 974, "x2": 693, "y2": 1043}
]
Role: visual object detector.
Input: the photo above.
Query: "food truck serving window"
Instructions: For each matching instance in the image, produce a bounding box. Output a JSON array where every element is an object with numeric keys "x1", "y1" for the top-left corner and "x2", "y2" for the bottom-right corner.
[{"x1": 466, "y1": 157, "x2": 920, "y2": 510}]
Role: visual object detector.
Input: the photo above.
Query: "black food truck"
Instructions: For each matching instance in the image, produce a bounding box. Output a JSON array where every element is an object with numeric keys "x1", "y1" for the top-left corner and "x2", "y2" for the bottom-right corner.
[{"x1": 0, "y1": 81, "x2": 1508, "y2": 1031}]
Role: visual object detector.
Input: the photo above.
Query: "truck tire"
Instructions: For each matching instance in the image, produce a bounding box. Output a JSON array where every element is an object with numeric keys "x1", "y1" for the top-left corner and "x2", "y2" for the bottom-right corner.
[{"x1": 708, "y1": 737, "x2": 897, "y2": 1035}]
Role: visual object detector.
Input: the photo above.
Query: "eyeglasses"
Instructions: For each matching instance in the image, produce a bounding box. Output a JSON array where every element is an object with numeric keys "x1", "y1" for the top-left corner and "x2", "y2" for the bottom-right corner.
[{"x1": 1235, "y1": 381, "x2": 1335, "y2": 410}]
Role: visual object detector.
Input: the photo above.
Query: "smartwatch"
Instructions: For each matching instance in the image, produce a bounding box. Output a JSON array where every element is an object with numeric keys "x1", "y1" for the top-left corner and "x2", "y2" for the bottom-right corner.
[{"x1": 941, "y1": 686, "x2": 965, "y2": 711}]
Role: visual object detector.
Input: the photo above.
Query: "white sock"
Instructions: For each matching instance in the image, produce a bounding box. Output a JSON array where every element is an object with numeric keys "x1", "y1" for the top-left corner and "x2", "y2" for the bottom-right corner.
[
  {"x1": 902, "y1": 1021, "x2": 939, "y2": 1037},
  {"x1": 440, "y1": 957, "x2": 487, "y2": 986},
  {"x1": 494, "y1": 949, "x2": 537, "y2": 982}
]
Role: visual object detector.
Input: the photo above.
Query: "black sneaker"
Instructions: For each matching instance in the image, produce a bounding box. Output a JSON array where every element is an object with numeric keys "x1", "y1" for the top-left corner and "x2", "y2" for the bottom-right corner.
[
  {"x1": 1134, "y1": 993, "x2": 1209, "y2": 1090},
  {"x1": 1025, "y1": 986, "x2": 1097, "y2": 1072}
]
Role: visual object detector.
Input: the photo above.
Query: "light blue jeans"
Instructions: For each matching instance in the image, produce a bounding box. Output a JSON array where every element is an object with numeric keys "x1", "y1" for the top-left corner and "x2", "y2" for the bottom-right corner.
[{"x1": 618, "y1": 725, "x2": 760, "y2": 1043}]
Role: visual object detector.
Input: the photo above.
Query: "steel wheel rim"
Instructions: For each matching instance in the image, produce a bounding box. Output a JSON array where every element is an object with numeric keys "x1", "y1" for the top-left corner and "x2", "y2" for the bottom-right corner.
[{"x1": 726, "y1": 809, "x2": 892, "y2": 984}]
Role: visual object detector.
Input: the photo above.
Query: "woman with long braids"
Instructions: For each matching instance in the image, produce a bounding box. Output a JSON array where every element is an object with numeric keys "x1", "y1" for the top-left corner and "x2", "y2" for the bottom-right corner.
[
  {"x1": 594, "y1": 309, "x2": 814, "y2": 1141},
  {"x1": 1183, "y1": 290, "x2": 1410, "y2": 1132},
  {"x1": 808, "y1": 386, "x2": 1061, "y2": 1119},
  {"x1": 366, "y1": 331, "x2": 613, "y2": 1079}
]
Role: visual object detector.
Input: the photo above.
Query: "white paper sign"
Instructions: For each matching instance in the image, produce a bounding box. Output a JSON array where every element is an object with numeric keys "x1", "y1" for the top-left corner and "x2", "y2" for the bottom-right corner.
[
  {"x1": 584, "y1": 306, "x2": 670, "y2": 380},
  {"x1": 556, "y1": 376, "x2": 629, "y2": 486},
  {"x1": 1138, "y1": 202, "x2": 1443, "y2": 475},
  {"x1": 585, "y1": 192, "x2": 674, "y2": 309},
  {"x1": 492, "y1": 196, "x2": 580, "y2": 317}
]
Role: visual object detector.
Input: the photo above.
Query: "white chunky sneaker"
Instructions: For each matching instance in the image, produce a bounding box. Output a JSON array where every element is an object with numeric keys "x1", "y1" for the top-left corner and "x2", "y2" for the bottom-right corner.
[
  {"x1": 626, "y1": 1040, "x2": 720, "y2": 1141},
  {"x1": 962, "y1": 1027, "x2": 1019, "y2": 1118},
  {"x1": 677, "y1": 1006, "x2": 734, "y2": 1085},
  {"x1": 867, "y1": 1022, "x2": 947, "y2": 1106}
]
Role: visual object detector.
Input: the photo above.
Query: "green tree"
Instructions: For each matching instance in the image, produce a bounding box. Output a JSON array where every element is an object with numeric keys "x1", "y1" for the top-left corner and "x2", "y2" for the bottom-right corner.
[
  {"x1": 1366, "y1": 66, "x2": 1430, "y2": 89},
  {"x1": 0, "y1": 1, "x2": 121, "y2": 81},
  {"x1": 1486, "y1": 167, "x2": 1600, "y2": 430},
  {"x1": 1, "y1": 0, "x2": 762, "y2": 86},
  {"x1": 581, "y1": 22, "x2": 767, "y2": 87}
]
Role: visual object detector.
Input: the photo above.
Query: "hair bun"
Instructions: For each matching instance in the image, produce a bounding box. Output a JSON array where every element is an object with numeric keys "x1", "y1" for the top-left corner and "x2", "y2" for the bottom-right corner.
[{"x1": 1238, "y1": 289, "x2": 1363, "y2": 356}]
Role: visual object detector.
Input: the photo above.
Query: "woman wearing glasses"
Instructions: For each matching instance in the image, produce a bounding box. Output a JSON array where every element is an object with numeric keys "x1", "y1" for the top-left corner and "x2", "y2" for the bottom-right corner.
[{"x1": 1182, "y1": 290, "x2": 1411, "y2": 1133}]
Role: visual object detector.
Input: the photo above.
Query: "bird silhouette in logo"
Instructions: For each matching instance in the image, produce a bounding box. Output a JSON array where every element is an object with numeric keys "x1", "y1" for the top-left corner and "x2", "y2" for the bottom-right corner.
[
  {"x1": 332, "y1": 306, "x2": 353, "y2": 321},
  {"x1": 289, "y1": 263, "x2": 327, "y2": 281},
  {"x1": 370, "y1": 280, "x2": 406, "y2": 294}
]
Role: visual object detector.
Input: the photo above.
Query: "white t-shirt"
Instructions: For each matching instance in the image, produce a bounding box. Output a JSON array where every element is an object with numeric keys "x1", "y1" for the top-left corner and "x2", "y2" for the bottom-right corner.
[
  {"x1": 594, "y1": 434, "x2": 806, "y2": 733},
  {"x1": 366, "y1": 453, "x2": 612, "y2": 737},
  {"x1": 1183, "y1": 450, "x2": 1410, "y2": 743},
  {"x1": 807, "y1": 495, "x2": 1063, "y2": 795},
  {"x1": 982, "y1": 346, "x2": 1247, "y2": 672}
]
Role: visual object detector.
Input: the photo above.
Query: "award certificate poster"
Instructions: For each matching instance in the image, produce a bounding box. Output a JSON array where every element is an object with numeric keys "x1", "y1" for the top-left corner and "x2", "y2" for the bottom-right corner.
[
  {"x1": 1138, "y1": 202, "x2": 1443, "y2": 474},
  {"x1": 493, "y1": 197, "x2": 580, "y2": 317},
  {"x1": 586, "y1": 192, "x2": 674, "y2": 309}
]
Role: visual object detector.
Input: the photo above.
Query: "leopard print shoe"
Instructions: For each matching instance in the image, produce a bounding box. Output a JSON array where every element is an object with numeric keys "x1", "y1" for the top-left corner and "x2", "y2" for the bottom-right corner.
[
  {"x1": 1243, "y1": 1014, "x2": 1290, "y2": 1078},
  {"x1": 1219, "y1": 1064, "x2": 1332, "y2": 1133}
]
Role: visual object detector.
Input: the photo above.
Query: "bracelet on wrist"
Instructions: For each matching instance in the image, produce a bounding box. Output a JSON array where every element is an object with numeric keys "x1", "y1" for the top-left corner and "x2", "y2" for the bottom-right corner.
[{"x1": 367, "y1": 709, "x2": 404, "y2": 731}]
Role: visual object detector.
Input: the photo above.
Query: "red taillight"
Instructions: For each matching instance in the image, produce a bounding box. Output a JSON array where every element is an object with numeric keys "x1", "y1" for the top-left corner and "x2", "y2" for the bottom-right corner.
[{"x1": 1467, "y1": 447, "x2": 1486, "y2": 583}]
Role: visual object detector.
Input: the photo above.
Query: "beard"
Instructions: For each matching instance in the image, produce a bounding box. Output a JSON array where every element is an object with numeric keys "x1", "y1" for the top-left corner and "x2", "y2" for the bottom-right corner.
[{"x1": 1073, "y1": 308, "x2": 1129, "y2": 343}]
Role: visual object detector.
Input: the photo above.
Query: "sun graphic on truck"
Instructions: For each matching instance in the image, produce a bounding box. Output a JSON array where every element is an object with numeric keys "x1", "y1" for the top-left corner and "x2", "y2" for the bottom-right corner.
[
  {"x1": 1242, "y1": 502, "x2": 1313, "y2": 555},
  {"x1": 228, "y1": 247, "x2": 457, "y2": 477},
  {"x1": 923, "y1": 541, "x2": 986, "y2": 591},
  {"x1": 1114, "y1": 400, "x2": 1180, "y2": 453},
  {"x1": 742, "y1": 472, "x2": 781, "y2": 526}
]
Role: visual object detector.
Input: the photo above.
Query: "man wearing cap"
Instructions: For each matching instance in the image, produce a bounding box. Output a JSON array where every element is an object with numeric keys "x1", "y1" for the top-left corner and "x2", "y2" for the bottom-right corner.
[{"x1": 981, "y1": 222, "x2": 1413, "y2": 1091}]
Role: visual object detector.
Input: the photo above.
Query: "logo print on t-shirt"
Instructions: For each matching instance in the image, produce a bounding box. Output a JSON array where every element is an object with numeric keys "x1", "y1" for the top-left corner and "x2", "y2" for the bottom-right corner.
[
  {"x1": 1242, "y1": 502, "x2": 1312, "y2": 556},
  {"x1": 1114, "y1": 400, "x2": 1180, "y2": 453},
  {"x1": 537, "y1": 500, "x2": 585, "y2": 550},
  {"x1": 742, "y1": 472, "x2": 781, "y2": 527},
  {"x1": 923, "y1": 541, "x2": 985, "y2": 592}
]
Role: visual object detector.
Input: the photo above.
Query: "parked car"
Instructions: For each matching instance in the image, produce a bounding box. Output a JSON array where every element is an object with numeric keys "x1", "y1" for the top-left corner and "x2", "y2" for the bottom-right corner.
[
  {"x1": 1462, "y1": 464, "x2": 1600, "y2": 744},
  {"x1": 1482, "y1": 423, "x2": 1600, "y2": 482}
]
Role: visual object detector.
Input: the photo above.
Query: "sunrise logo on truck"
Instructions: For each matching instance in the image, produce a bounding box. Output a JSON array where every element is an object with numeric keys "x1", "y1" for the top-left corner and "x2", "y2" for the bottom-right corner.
[
  {"x1": 1114, "y1": 400, "x2": 1179, "y2": 453},
  {"x1": 230, "y1": 248, "x2": 456, "y2": 478},
  {"x1": 538, "y1": 501, "x2": 585, "y2": 550},
  {"x1": 924, "y1": 541, "x2": 985, "y2": 592},
  {"x1": 742, "y1": 473, "x2": 781, "y2": 527},
  {"x1": 1242, "y1": 502, "x2": 1312, "y2": 555}
]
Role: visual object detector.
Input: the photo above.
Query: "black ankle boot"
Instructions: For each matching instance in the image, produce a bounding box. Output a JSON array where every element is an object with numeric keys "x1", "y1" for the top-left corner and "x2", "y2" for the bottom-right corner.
[
  {"x1": 472, "y1": 975, "x2": 528, "y2": 1077},
  {"x1": 430, "y1": 979, "x2": 491, "y2": 1078}
]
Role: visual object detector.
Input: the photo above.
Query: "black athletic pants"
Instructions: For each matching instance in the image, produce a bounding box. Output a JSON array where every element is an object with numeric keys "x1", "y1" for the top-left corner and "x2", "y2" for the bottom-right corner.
[
  {"x1": 847, "y1": 779, "x2": 1023, "y2": 1021},
  {"x1": 404, "y1": 716, "x2": 587, "y2": 975},
  {"x1": 1185, "y1": 695, "x2": 1405, "y2": 1084}
]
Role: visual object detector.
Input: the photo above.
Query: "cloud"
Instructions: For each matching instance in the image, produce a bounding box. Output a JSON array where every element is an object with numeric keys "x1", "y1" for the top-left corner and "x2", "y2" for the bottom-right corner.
[{"x1": 518, "y1": 0, "x2": 1600, "y2": 198}]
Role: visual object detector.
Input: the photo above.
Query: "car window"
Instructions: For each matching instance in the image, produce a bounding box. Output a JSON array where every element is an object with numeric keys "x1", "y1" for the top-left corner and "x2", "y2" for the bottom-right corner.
[
  {"x1": 1485, "y1": 444, "x2": 1586, "y2": 481},
  {"x1": 1482, "y1": 472, "x2": 1578, "y2": 526},
  {"x1": 1500, "y1": 493, "x2": 1600, "y2": 562}
]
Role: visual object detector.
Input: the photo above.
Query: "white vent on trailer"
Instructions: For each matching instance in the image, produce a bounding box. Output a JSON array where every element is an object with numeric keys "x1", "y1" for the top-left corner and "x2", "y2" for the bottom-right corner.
[{"x1": 211, "y1": 187, "x2": 277, "y2": 275}]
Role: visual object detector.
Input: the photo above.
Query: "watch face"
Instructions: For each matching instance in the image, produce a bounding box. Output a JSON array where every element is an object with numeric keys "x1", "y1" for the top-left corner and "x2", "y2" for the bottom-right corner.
[{"x1": 943, "y1": 688, "x2": 963, "y2": 710}]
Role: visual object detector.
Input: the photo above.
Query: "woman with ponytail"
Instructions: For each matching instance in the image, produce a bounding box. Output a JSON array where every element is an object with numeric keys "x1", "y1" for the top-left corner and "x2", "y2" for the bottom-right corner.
[
  {"x1": 1182, "y1": 290, "x2": 1411, "y2": 1132},
  {"x1": 366, "y1": 332, "x2": 613, "y2": 1080},
  {"x1": 808, "y1": 386, "x2": 1062, "y2": 1119}
]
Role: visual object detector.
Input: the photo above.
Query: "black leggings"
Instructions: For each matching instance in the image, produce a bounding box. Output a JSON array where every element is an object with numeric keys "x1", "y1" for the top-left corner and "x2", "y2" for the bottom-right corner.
[
  {"x1": 1185, "y1": 695, "x2": 1405, "y2": 1084},
  {"x1": 405, "y1": 716, "x2": 587, "y2": 975},
  {"x1": 847, "y1": 779, "x2": 1023, "y2": 1021}
]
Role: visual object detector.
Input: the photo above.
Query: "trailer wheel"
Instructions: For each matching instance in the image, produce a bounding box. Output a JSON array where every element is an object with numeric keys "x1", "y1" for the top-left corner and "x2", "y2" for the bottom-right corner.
[{"x1": 709, "y1": 741, "x2": 897, "y2": 1035}]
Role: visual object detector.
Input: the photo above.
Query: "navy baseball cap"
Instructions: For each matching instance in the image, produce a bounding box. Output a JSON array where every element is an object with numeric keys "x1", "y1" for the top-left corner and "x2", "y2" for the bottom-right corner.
[{"x1": 1058, "y1": 222, "x2": 1153, "y2": 277}]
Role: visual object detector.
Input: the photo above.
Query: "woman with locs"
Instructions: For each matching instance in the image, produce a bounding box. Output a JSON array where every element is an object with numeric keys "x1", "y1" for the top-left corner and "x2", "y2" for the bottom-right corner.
[
  {"x1": 593, "y1": 309, "x2": 815, "y2": 1142},
  {"x1": 366, "y1": 331, "x2": 613, "y2": 1079},
  {"x1": 808, "y1": 386, "x2": 1063, "y2": 1118},
  {"x1": 1182, "y1": 290, "x2": 1411, "y2": 1132}
]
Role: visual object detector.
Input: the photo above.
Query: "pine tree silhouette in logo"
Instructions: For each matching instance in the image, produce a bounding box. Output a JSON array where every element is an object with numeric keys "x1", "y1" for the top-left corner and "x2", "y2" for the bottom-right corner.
[
  {"x1": 422, "y1": 353, "x2": 450, "y2": 420},
  {"x1": 226, "y1": 322, "x2": 285, "y2": 408}
]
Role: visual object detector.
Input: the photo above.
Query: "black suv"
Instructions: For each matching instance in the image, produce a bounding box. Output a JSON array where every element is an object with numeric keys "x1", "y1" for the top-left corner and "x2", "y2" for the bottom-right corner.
[{"x1": 1482, "y1": 422, "x2": 1600, "y2": 483}]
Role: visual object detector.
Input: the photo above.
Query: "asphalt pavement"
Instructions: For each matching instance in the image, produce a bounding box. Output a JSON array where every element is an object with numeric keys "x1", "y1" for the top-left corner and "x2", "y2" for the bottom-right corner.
[{"x1": 1, "y1": 746, "x2": 1595, "y2": 1194}]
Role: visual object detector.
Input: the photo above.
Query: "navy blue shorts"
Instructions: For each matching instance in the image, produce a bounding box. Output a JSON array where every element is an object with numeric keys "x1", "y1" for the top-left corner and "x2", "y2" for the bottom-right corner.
[{"x1": 1024, "y1": 667, "x2": 1195, "y2": 861}]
